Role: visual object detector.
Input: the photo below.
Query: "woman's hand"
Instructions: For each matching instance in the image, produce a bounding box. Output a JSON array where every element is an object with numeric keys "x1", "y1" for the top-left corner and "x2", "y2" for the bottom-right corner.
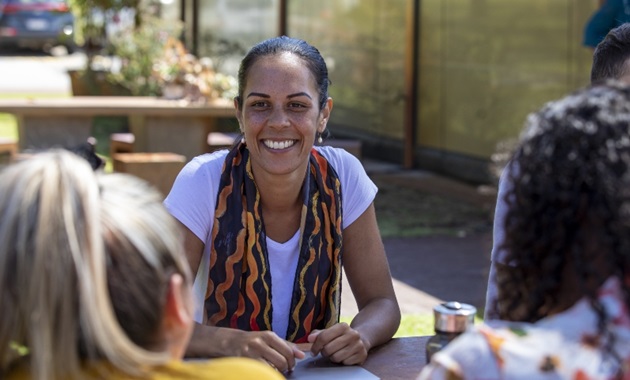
[
  {"x1": 307, "y1": 323, "x2": 369, "y2": 365},
  {"x1": 226, "y1": 329, "x2": 305, "y2": 373}
]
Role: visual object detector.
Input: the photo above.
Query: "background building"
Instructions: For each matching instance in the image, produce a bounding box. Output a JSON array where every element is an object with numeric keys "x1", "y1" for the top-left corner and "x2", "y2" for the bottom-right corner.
[{"x1": 166, "y1": 0, "x2": 596, "y2": 184}]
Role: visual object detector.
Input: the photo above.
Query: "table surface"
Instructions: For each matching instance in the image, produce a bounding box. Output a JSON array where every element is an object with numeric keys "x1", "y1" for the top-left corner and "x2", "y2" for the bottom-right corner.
[
  {"x1": 0, "y1": 96, "x2": 236, "y2": 117},
  {"x1": 291, "y1": 336, "x2": 428, "y2": 379},
  {"x1": 362, "y1": 336, "x2": 428, "y2": 380}
]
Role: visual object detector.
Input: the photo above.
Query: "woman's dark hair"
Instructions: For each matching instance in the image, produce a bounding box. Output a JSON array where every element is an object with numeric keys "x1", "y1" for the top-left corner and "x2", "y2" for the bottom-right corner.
[
  {"x1": 235, "y1": 35, "x2": 331, "y2": 110},
  {"x1": 497, "y1": 81, "x2": 630, "y2": 370}
]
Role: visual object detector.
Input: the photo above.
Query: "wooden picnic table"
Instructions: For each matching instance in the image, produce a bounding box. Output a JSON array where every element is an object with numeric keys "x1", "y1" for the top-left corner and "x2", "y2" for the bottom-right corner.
[
  {"x1": 289, "y1": 336, "x2": 429, "y2": 379},
  {"x1": 362, "y1": 336, "x2": 429, "y2": 379},
  {"x1": 0, "y1": 96, "x2": 236, "y2": 160}
]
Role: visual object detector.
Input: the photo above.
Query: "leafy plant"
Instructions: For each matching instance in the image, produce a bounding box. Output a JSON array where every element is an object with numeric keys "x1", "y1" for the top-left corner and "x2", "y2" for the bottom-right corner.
[
  {"x1": 106, "y1": 13, "x2": 182, "y2": 96},
  {"x1": 69, "y1": 0, "x2": 140, "y2": 62},
  {"x1": 67, "y1": 0, "x2": 237, "y2": 100}
]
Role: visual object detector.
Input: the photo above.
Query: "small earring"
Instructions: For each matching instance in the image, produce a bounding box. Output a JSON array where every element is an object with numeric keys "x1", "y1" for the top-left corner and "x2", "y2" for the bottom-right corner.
[
  {"x1": 317, "y1": 135, "x2": 323, "y2": 144},
  {"x1": 241, "y1": 135, "x2": 246, "y2": 143}
]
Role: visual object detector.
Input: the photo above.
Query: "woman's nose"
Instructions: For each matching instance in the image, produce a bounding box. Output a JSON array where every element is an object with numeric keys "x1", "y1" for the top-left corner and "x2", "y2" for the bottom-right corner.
[{"x1": 267, "y1": 106, "x2": 290, "y2": 128}]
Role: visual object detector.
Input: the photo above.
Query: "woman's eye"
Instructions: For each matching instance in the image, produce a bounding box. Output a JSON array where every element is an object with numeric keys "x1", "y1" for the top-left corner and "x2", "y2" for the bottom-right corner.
[
  {"x1": 289, "y1": 102, "x2": 307, "y2": 109},
  {"x1": 251, "y1": 101, "x2": 268, "y2": 108}
]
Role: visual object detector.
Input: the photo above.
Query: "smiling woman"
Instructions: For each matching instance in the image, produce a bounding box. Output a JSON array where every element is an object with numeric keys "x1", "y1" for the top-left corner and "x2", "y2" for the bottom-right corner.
[{"x1": 164, "y1": 36, "x2": 401, "y2": 373}]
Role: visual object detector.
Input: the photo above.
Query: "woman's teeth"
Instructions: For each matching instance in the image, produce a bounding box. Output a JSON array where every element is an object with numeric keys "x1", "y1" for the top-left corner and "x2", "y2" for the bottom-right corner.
[{"x1": 264, "y1": 140, "x2": 295, "y2": 150}]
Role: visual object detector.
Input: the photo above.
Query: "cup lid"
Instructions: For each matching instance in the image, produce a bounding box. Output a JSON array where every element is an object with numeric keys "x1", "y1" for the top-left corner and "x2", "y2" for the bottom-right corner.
[{"x1": 433, "y1": 301, "x2": 476, "y2": 333}]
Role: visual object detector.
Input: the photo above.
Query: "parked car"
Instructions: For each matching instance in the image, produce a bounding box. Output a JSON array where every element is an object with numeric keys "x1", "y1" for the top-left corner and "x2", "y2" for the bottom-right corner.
[{"x1": 0, "y1": 0, "x2": 75, "y2": 53}]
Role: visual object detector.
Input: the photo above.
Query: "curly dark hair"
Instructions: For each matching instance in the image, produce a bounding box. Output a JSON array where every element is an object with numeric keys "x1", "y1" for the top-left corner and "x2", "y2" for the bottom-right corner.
[{"x1": 498, "y1": 81, "x2": 630, "y2": 342}]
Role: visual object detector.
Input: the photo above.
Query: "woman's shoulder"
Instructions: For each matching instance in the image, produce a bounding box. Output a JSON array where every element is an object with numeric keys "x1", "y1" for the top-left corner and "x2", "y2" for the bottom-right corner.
[
  {"x1": 155, "y1": 358, "x2": 284, "y2": 380},
  {"x1": 315, "y1": 144, "x2": 357, "y2": 161},
  {"x1": 185, "y1": 150, "x2": 229, "y2": 172},
  {"x1": 315, "y1": 145, "x2": 365, "y2": 175},
  {"x1": 72, "y1": 359, "x2": 283, "y2": 380},
  {"x1": 428, "y1": 320, "x2": 605, "y2": 379},
  {"x1": 170, "y1": 151, "x2": 228, "y2": 187}
]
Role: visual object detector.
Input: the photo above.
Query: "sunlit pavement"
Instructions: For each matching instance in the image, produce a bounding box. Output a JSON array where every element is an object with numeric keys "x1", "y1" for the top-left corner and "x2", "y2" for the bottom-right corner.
[
  {"x1": 340, "y1": 160, "x2": 496, "y2": 318},
  {"x1": 0, "y1": 49, "x2": 85, "y2": 95}
]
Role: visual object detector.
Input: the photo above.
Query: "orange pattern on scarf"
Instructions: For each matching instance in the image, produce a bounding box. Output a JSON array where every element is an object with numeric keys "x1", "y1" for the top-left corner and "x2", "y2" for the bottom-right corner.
[{"x1": 205, "y1": 142, "x2": 343, "y2": 342}]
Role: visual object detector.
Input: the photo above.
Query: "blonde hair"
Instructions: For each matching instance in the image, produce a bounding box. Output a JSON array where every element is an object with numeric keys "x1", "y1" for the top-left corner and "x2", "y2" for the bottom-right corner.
[
  {"x1": 98, "y1": 172, "x2": 191, "y2": 351},
  {"x1": 0, "y1": 150, "x2": 189, "y2": 379}
]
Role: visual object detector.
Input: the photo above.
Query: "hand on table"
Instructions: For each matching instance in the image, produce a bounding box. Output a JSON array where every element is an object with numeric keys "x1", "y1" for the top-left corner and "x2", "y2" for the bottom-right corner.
[
  {"x1": 228, "y1": 330, "x2": 305, "y2": 373},
  {"x1": 307, "y1": 322, "x2": 369, "y2": 365}
]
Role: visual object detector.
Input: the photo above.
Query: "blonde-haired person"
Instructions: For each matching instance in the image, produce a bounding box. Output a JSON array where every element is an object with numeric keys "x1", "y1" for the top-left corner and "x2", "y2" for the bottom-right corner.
[{"x1": 0, "y1": 150, "x2": 282, "y2": 380}]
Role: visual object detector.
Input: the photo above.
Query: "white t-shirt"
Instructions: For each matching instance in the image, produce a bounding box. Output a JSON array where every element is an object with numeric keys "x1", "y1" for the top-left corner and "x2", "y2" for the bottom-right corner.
[
  {"x1": 164, "y1": 146, "x2": 377, "y2": 338},
  {"x1": 484, "y1": 163, "x2": 516, "y2": 320}
]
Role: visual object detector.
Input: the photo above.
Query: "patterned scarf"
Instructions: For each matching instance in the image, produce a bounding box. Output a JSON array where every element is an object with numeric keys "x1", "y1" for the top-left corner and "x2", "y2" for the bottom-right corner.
[{"x1": 205, "y1": 142, "x2": 343, "y2": 342}]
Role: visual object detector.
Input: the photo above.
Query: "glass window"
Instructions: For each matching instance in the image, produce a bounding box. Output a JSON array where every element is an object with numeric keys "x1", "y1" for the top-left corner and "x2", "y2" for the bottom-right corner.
[{"x1": 196, "y1": 0, "x2": 279, "y2": 77}]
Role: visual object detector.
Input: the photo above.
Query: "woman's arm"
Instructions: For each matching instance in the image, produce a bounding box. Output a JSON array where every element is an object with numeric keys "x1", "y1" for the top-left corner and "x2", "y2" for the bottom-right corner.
[
  {"x1": 309, "y1": 203, "x2": 401, "y2": 364},
  {"x1": 180, "y1": 221, "x2": 205, "y2": 276}
]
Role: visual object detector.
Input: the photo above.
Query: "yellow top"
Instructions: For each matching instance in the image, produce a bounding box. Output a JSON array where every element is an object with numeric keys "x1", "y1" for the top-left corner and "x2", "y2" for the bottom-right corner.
[{"x1": 6, "y1": 357, "x2": 284, "y2": 380}]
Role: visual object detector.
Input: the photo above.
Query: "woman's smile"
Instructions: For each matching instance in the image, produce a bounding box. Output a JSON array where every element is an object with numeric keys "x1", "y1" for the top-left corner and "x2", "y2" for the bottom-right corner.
[{"x1": 262, "y1": 139, "x2": 297, "y2": 150}]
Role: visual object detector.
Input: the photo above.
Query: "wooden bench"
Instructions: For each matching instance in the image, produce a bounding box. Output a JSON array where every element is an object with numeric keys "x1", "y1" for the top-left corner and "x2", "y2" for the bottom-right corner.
[
  {"x1": 0, "y1": 96, "x2": 235, "y2": 161},
  {"x1": 110, "y1": 132, "x2": 134, "y2": 158},
  {"x1": 207, "y1": 132, "x2": 240, "y2": 153},
  {"x1": 111, "y1": 131, "x2": 241, "y2": 157},
  {"x1": 112, "y1": 152, "x2": 186, "y2": 197}
]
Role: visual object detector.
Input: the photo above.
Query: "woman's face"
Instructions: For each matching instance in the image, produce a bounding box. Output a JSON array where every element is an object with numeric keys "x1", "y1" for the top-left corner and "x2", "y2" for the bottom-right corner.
[{"x1": 236, "y1": 52, "x2": 332, "y2": 178}]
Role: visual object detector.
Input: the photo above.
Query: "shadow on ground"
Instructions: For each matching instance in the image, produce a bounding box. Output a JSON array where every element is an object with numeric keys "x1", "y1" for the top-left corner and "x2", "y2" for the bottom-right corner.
[{"x1": 341, "y1": 160, "x2": 497, "y2": 317}]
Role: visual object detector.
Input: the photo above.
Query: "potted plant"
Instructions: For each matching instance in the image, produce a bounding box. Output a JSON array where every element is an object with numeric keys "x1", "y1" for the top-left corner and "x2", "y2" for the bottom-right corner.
[
  {"x1": 67, "y1": 0, "x2": 140, "y2": 95},
  {"x1": 105, "y1": 9, "x2": 183, "y2": 96}
]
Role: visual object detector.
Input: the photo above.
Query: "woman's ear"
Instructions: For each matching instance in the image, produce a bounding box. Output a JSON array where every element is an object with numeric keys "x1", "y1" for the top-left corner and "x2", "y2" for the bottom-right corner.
[
  {"x1": 165, "y1": 274, "x2": 191, "y2": 324},
  {"x1": 234, "y1": 97, "x2": 244, "y2": 133},
  {"x1": 319, "y1": 97, "x2": 333, "y2": 133},
  {"x1": 162, "y1": 273, "x2": 194, "y2": 359}
]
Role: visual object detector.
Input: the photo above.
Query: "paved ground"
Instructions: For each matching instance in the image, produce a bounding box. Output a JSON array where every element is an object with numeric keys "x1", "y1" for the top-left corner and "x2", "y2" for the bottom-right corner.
[
  {"x1": 340, "y1": 159, "x2": 497, "y2": 317},
  {"x1": 0, "y1": 49, "x2": 84, "y2": 95}
]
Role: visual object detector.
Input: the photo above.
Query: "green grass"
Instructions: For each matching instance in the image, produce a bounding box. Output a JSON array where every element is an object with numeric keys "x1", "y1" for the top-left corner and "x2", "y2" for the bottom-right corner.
[
  {"x1": 341, "y1": 314, "x2": 434, "y2": 337},
  {"x1": 0, "y1": 114, "x2": 17, "y2": 140},
  {"x1": 393, "y1": 314, "x2": 435, "y2": 337},
  {"x1": 341, "y1": 313, "x2": 485, "y2": 338},
  {"x1": 0, "y1": 92, "x2": 70, "y2": 141}
]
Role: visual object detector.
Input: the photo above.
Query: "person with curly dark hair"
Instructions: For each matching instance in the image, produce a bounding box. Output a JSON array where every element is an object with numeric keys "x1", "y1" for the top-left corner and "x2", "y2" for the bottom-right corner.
[
  {"x1": 419, "y1": 81, "x2": 630, "y2": 379},
  {"x1": 485, "y1": 25, "x2": 630, "y2": 319}
]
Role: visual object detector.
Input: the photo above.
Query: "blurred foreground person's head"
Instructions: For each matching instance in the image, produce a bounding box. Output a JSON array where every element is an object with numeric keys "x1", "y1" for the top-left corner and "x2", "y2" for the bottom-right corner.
[
  {"x1": 420, "y1": 81, "x2": 630, "y2": 380},
  {"x1": 592, "y1": 23, "x2": 630, "y2": 82},
  {"x1": 0, "y1": 149, "x2": 193, "y2": 379},
  {"x1": 499, "y1": 81, "x2": 630, "y2": 324}
]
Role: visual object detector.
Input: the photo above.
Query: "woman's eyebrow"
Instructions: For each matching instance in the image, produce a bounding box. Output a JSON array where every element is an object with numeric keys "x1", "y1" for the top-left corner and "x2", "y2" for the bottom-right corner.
[
  {"x1": 246, "y1": 92, "x2": 313, "y2": 100},
  {"x1": 246, "y1": 92, "x2": 270, "y2": 99},
  {"x1": 287, "y1": 92, "x2": 312, "y2": 99}
]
